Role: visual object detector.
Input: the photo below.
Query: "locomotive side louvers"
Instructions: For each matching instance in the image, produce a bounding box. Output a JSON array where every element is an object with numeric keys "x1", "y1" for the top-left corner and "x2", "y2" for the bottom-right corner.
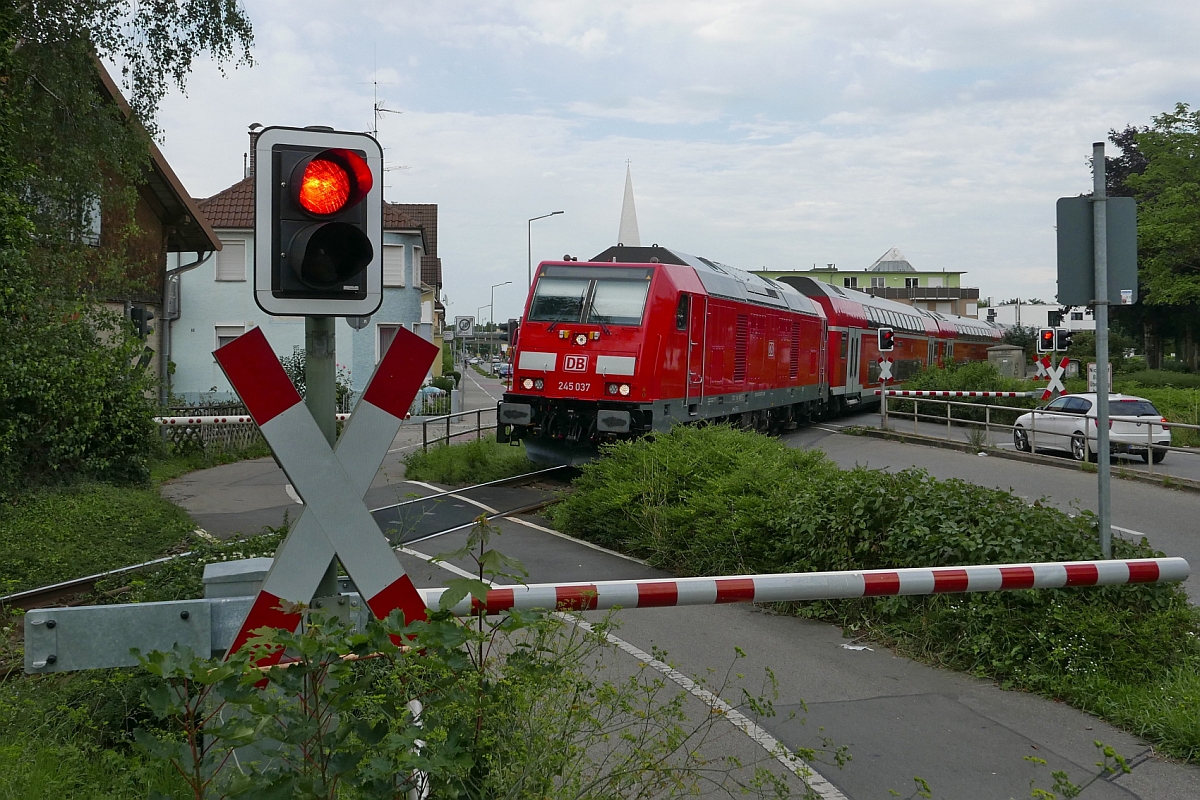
[
  {"x1": 734, "y1": 314, "x2": 749, "y2": 382},
  {"x1": 789, "y1": 321, "x2": 800, "y2": 380}
]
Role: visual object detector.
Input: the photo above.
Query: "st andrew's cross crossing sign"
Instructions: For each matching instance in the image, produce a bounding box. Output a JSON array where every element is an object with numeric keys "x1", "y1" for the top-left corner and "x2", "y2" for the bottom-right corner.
[{"x1": 214, "y1": 326, "x2": 438, "y2": 662}]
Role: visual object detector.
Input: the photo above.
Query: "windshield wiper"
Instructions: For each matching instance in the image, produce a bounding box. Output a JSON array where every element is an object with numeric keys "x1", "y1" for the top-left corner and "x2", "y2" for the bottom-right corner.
[
  {"x1": 590, "y1": 315, "x2": 612, "y2": 335},
  {"x1": 546, "y1": 310, "x2": 580, "y2": 333}
]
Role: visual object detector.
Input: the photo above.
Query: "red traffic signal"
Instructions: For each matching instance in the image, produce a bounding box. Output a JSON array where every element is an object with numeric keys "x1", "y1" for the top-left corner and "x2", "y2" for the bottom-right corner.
[
  {"x1": 878, "y1": 327, "x2": 895, "y2": 352},
  {"x1": 1037, "y1": 327, "x2": 1056, "y2": 353},
  {"x1": 254, "y1": 127, "x2": 383, "y2": 317},
  {"x1": 295, "y1": 150, "x2": 373, "y2": 216}
]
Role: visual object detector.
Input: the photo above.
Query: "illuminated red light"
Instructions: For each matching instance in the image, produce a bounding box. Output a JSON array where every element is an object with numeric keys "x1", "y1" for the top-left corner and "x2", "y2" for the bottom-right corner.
[
  {"x1": 296, "y1": 150, "x2": 373, "y2": 216},
  {"x1": 299, "y1": 159, "x2": 352, "y2": 214}
]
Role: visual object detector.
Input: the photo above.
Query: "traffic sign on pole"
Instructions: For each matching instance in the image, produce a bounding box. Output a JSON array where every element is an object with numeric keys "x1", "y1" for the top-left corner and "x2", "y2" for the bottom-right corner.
[
  {"x1": 455, "y1": 316, "x2": 475, "y2": 337},
  {"x1": 1056, "y1": 195, "x2": 1137, "y2": 306},
  {"x1": 214, "y1": 326, "x2": 437, "y2": 660}
]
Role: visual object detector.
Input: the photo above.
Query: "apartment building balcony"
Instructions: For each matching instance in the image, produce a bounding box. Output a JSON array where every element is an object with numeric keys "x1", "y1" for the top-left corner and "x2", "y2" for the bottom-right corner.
[{"x1": 864, "y1": 286, "x2": 979, "y2": 301}]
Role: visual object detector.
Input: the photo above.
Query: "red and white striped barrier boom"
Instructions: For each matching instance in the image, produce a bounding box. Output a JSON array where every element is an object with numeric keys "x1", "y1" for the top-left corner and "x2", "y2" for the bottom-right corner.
[
  {"x1": 423, "y1": 558, "x2": 1189, "y2": 615},
  {"x1": 215, "y1": 327, "x2": 437, "y2": 659},
  {"x1": 156, "y1": 414, "x2": 350, "y2": 425},
  {"x1": 875, "y1": 390, "x2": 1040, "y2": 398}
]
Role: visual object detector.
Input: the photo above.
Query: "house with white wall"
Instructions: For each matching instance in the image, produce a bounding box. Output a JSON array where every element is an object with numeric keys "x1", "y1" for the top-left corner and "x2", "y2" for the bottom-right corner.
[
  {"x1": 986, "y1": 302, "x2": 1096, "y2": 332},
  {"x1": 163, "y1": 149, "x2": 442, "y2": 404}
]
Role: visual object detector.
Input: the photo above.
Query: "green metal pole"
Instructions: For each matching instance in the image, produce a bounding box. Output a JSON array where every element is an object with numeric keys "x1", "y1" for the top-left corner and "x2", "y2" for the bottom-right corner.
[
  {"x1": 306, "y1": 315, "x2": 340, "y2": 593},
  {"x1": 1092, "y1": 142, "x2": 1113, "y2": 558}
]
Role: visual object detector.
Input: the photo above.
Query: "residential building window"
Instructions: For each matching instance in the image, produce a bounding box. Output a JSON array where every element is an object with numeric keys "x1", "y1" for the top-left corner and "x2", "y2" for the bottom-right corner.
[
  {"x1": 905, "y1": 277, "x2": 919, "y2": 288},
  {"x1": 843, "y1": 276, "x2": 858, "y2": 288},
  {"x1": 412, "y1": 246, "x2": 423, "y2": 287},
  {"x1": 215, "y1": 324, "x2": 245, "y2": 350},
  {"x1": 870, "y1": 277, "x2": 885, "y2": 288},
  {"x1": 1071, "y1": 311, "x2": 1083, "y2": 320},
  {"x1": 378, "y1": 323, "x2": 402, "y2": 362},
  {"x1": 382, "y1": 244, "x2": 405, "y2": 287},
  {"x1": 216, "y1": 240, "x2": 246, "y2": 281}
]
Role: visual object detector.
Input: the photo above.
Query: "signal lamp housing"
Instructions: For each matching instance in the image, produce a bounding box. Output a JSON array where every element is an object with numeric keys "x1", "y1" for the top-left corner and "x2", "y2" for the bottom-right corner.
[
  {"x1": 253, "y1": 127, "x2": 383, "y2": 317},
  {"x1": 877, "y1": 326, "x2": 895, "y2": 353}
]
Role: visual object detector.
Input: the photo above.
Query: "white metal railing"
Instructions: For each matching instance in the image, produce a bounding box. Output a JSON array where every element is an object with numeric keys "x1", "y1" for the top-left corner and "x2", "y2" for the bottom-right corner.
[
  {"x1": 879, "y1": 393, "x2": 1200, "y2": 478},
  {"x1": 421, "y1": 407, "x2": 498, "y2": 451}
]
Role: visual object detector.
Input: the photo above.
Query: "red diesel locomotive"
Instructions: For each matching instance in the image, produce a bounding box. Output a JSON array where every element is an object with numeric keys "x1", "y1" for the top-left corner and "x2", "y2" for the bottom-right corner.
[{"x1": 496, "y1": 245, "x2": 1001, "y2": 461}]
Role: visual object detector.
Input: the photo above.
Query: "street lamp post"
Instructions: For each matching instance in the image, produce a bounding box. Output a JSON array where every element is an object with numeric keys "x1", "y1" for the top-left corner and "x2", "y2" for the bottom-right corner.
[
  {"x1": 477, "y1": 304, "x2": 488, "y2": 360},
  {"x1": 490, "y1": 281, "x2": 512, "y2": 327},
  {"x1": 528, "y1": 211, "x2": 564, "y2": 290}
]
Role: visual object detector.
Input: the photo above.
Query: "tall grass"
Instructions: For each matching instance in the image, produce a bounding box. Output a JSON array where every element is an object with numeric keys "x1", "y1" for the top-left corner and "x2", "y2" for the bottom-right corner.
[
  {"x1": 0, "y1": 483, "x2": 195, "y2": 595},
  {"x1": 403, "y1": 435, "x2": 536, "y2": 485},
  {"x1": 551, "y1": 425, "x2": 1200, "y2": 761}
]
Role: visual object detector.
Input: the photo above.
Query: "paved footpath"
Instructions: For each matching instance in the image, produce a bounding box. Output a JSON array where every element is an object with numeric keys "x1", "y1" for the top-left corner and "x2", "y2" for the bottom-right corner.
[{"x1": 160, "y1": 395, "x2": 1200, "y2": 798}]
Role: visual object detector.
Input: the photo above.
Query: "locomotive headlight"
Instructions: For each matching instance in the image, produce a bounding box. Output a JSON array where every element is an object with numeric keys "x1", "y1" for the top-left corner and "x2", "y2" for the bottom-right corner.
[
  {"x1": 522, "y1": 377, "x2": 534, "y2": 390},
  {"x1": 574, "y1": 333, "x2": 588, "y2": 346},
  {"x1": 534, "y1": 378, "x2": 544, "y2": 390},
  {"x1": 618, "y1": 383, "x2": 631, "y2": 396},
  {"x1": 606, "y1": 383, "x2": 619, "y2": 395}
]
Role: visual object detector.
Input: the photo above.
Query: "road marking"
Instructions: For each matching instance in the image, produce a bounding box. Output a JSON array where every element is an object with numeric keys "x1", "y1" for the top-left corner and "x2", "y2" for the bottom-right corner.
[
  {"x1": 193, "y1": 528, "x2": 219, "y2": 543},
  {"x1": 284, "y1": 483, "x2": 304, "y2": 505},
  {"x1": 387, "y1": 442, "x2": 422, "y2": 454},
  {"x1": 465, "y1": 368, "x2": 500, "y2": 402},
  {"x1": 400, "y1": 546, "x2": 848, "y2": 799},
  {"x1": 507, "y1": 516, "x2": 652, "y2": 566},
  {"x1": 405, "y1": 480, "x2": 498, "y2": 514}
]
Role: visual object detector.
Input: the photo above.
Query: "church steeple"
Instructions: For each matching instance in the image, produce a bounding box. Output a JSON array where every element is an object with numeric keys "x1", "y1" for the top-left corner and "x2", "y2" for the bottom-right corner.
[{"x1": 617, "y1": 162, "x2": 641, "y2": 247}]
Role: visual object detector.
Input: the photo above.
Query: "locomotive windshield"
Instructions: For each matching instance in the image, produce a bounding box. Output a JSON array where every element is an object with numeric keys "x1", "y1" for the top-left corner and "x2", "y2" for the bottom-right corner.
[{"x1": 529, "y1": 265, "x2": 652, "y2": 326}]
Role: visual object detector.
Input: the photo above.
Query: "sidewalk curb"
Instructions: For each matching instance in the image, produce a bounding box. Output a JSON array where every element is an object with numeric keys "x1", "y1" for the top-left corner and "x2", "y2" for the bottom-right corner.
[{"x1": 851, "y1": 427, "x2": 1200, "y2": 495}]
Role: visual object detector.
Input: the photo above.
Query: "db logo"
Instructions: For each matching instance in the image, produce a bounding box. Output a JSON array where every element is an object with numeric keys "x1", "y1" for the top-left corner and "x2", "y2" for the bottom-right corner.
[{"x1": 563, "y1": 355, "x2": 589, "y2": 372}]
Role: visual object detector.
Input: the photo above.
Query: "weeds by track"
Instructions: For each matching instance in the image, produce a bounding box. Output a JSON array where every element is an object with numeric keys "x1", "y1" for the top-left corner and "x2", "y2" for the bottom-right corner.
[{"x1": 0, "y1": 466, "x2": 575, "y2": 613}]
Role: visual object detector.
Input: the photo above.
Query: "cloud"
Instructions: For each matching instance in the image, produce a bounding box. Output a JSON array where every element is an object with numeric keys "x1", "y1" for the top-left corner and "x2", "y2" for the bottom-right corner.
[{"x1": 154, "y1": 0, "x2": 1200, "y2": 319}]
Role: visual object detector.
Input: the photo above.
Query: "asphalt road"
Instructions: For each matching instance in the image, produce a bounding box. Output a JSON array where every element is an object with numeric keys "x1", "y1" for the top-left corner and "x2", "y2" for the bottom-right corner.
[
  {"x1": 158, "y1": 377, "x2": 1200, "y2": 799},
  {"x1": 865, "y1": 403, "x2": 1200, "y2": 484}
]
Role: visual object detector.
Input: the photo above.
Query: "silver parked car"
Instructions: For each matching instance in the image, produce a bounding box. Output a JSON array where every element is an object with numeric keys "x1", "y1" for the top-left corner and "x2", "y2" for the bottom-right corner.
[{"x1": 1013, "y1": 393, "x2": 1170, "y2": 464}]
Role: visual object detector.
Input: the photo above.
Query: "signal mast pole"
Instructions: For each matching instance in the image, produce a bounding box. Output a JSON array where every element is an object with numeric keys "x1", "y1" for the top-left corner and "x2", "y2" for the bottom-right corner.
[{"x1": 1093, "y1": 142, "x2": 1112, "y2": 558}]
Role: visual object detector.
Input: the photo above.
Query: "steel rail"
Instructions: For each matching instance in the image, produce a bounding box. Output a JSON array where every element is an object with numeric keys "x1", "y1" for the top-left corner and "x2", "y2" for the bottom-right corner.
[
  {"x1": 1, "y1": 468, "x2": 570, "y2": 612},
  {"x1": 398, "y1": 497, "x2": 558, "y2": 548}
]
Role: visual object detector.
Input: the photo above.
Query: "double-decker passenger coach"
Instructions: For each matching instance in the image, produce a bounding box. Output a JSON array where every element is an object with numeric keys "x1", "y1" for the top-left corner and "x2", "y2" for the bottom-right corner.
[{"x1": 497, "y1": 244, "x2": 1004, "y2": 463}]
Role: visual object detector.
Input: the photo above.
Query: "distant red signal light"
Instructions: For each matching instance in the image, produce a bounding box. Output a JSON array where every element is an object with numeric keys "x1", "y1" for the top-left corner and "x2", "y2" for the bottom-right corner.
[{"x1": 295, "y1": 149, "x2": 373, "y2": 216}]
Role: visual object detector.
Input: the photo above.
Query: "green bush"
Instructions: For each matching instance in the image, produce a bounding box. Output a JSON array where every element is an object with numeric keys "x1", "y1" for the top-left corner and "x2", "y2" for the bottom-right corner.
[
  {"x1": 551, "y1": 425, "x2": 1200, "y2": 761},
  {"x1": 0, "y1": 482, "x2": 195, "y2": 595},
  {"x1": 403, "y1": 436, "x2": 536, "y2": 486},
  {"x1": 0, "y1": 252, "x2": 158, "y2": 496},
  {"x1": 1111, "y1": 383, "x2": 1200, "y2": 446},
  {"x1": 432, "y1": 374, "x2": 456, "y2": 393},
  {"x1": 888, "y1": 362, "x2": 1038, "y2": 428},
  {"x1": 1116, "y1": 369, "x2": 1200, "y2": 389}
]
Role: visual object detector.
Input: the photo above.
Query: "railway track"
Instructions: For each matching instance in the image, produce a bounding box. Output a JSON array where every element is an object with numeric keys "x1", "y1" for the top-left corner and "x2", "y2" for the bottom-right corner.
[{"x1": 0, "y1": 466, "x2": 574, "y2": 613}]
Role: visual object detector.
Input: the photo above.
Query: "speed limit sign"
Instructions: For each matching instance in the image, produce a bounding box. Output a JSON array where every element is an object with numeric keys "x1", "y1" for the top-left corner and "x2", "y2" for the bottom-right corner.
[{"x1": 455, "y1": 316, "x2": 475, "y2": 337}]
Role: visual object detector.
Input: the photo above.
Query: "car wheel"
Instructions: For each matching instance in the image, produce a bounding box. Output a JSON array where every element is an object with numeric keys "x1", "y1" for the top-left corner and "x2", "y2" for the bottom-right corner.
[
  {"x1": 1143, "y1": 447, "x2": 1168, "y2": 465},
  {"x1": 1071, "y1": 433, "x2": 1089, "y2": 462},
  {"x1": 1013, "y1": 426, "x2": 1030, "y2": 452}
]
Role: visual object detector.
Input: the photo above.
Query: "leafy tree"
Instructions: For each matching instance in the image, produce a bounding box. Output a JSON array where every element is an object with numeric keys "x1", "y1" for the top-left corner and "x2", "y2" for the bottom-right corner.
[
  {"x1": 1124, "y1": 104, "x2": 1200, "y2": 371},
  {"x1": 0, "y1": 4, "x2": 254, "y2": 494},
  {"x1": 6, "y1": 1, "x2": 253, "y2": 292}
]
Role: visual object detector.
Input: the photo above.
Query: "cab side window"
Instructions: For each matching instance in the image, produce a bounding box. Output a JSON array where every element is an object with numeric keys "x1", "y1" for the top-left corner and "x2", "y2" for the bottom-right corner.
[{"x1": 676, "y1": 295, "x2": 689, "y2": 331}]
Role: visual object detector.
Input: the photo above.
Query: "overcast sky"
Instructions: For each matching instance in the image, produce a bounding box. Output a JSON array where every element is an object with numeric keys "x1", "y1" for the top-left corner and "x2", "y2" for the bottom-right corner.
[{"x1": 153, "y1": 1, "x2": 1200, "y2": 323}]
